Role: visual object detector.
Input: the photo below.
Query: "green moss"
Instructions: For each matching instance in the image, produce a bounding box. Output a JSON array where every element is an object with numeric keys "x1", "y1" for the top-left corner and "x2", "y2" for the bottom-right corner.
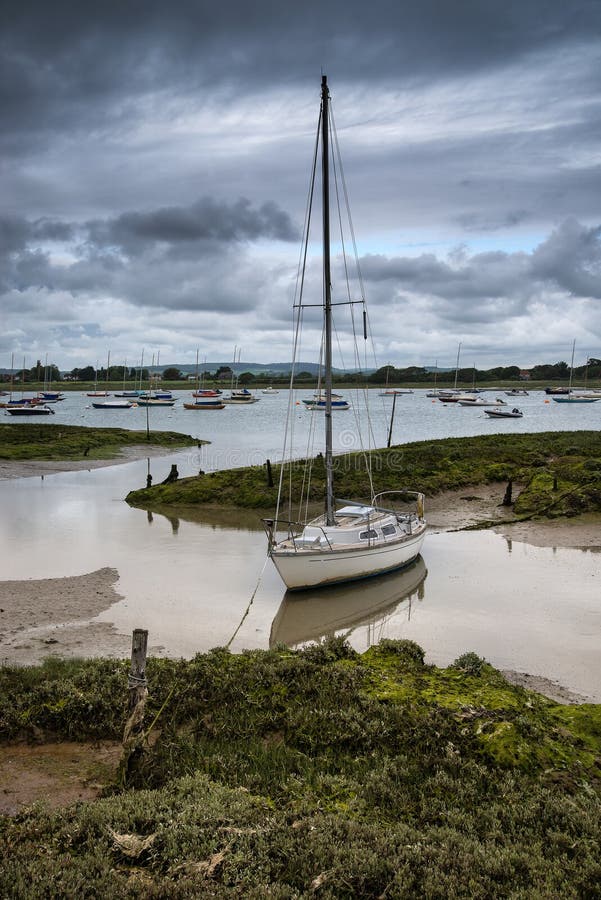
[
  {"x1": 126, "y1": 431, "x2": 601, "y2": 520},
  {"x1": 1, "y1": 643, "x2": 600, "y2": 896},
  {"x1": 0, "y1": 423, "x2": 199, "y2": 462}
]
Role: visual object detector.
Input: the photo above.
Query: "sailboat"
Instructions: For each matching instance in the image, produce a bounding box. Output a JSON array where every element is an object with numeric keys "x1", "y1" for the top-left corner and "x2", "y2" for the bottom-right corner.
[
  {"x1": 87, "y1": 355, "x2": 112, "y2": 397},
  {"x1": 379, "y1": 365, "x2": 412, "y2": 396},
  {"x1": 552, "y1": 341, "x2": 600, "y2": 403},
  {"x1": 91, "y1": 352, "x2": 134, "y2": 408},
  {"x1": 265, "y1": 76, "x2": 426, "y2": 591},
  {"x1": 39, "y1": 354, "x2": 64, "y2": 401},
  {"x1": 184, "y1": 350, "x2": 225, "y2": 410},
  {"x1": 221, "y1": 346, "x2": 260, "y2": 403}
]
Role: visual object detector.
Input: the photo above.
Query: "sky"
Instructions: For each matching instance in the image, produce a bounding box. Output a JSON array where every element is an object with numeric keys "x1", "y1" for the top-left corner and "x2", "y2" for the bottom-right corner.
[{"x1": 1, "y1": 0, "x2": 601, "y2": 373}]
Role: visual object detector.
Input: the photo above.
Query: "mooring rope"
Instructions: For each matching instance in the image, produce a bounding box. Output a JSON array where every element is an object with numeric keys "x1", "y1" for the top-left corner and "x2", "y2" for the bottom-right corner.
[{"x1": 226, "y1": 556, "x2": 269, "y2": 649}]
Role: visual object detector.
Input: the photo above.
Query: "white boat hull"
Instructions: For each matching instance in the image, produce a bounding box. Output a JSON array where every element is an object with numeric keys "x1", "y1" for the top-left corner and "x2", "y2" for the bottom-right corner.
[
  {"x1": 270, "y1": 556, "x2": 427, "y2": 646},
  {"x1": 271, "y1": 525, "x2": 426, "y2": 590}
]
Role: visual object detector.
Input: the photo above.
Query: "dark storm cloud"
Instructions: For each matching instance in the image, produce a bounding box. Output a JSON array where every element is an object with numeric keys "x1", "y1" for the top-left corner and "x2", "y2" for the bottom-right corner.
[
  {"x1": 3, "y1": 198, "x2": 599, "y2": 314},
  {"x1": 360, "y1": 218, "x2": 601, "y2": 311},
  {"x1": 2, "y1": 0, "x2": 600, "y2": 153},
  {"x1": 0, "y1": 214, "x2": 74, "y2": 292},
  {"x1": 531, "y1": 219, "x2": 601, "y2": 298},
  {"x1": 2, "y1": 1, "x2": 601, "y2": 366},
  {"x1": 86, "y1": 198, "x2": 298, "y2": 258},
  {"x1": 0, "y1": 215, "x2": 31, "y2": 253},
  {"x1": 0, "y1": 215, "x2": 74, "y2": 252},
  {"x1": 0, "y1": 196, "x2": 297, "y2": 315}
]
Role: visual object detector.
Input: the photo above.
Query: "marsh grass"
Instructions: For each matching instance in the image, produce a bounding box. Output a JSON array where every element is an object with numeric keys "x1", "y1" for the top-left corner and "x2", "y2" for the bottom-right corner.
[
  {"x1": 0, "y1": 423, "x2": 198, "y2": 462},
  {"x1": 1, "y1": 640, "x2": 600, "y2": 896},
  {"x1": 126, "y1": 430, "x2": 601, "y2": 520}
]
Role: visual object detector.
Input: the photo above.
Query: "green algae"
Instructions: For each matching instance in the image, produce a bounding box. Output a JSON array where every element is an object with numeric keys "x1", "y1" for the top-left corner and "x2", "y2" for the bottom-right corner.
[
  {"x1": 126, "y1": 431, "x2": 601, "y2": 522},
  {"x1": 1, "y1": 641, "x2": 600, "y2": 897},
  {"x1": 0, "y1": 423, "x2": 199, "y2": 462}
]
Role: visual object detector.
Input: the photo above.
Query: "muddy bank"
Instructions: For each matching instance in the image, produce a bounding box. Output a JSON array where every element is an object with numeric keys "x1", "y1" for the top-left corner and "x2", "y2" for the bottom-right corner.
[
  {"x1": 0, "y1": 445, "x2": 181, "y2": 480},
  {"x1": 0, "y1": 568, "x2": 163, "y2": 667},
  {"x1": 500, "y1": 670, "x2": 590, "y2": 705},
  {"x1": 427, "y1": 482, "x2": 601, "y2": 549},
  {"x1": 0, "y1": 740, "x2": 122, "y2": 815}
]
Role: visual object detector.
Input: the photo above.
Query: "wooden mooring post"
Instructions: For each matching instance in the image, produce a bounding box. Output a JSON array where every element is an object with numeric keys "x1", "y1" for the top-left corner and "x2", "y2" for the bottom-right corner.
[
  {"x1": 123, "y1": 628, "x2": 148, "y2": 748},
  {"x1": 386, "y1": 393, "x2": 398, "y2": 448},
  {"x1": 266, "y1": 458, "x2": 274, "y2": 487}
]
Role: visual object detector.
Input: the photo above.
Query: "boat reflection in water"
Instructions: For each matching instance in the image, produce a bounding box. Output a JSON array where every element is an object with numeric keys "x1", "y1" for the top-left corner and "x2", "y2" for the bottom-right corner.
[{"x1": 269, "y1": 556, "x2": 427, "y2": 649}]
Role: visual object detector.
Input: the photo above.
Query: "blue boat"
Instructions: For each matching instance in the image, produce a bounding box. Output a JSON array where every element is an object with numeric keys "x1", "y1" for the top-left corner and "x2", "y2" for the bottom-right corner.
[{"x1": 303, "y1": 396, "x2": 350, "y2": 410}]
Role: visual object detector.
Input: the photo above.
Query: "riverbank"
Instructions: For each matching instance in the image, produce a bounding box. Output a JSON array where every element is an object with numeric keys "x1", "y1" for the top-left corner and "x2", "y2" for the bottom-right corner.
[
  {"x1": 0, "y1": 423, "x2": 200, "y2": 480},
  {"x1": 0, "y1": 444, "x2": 188, "y2": 480}
]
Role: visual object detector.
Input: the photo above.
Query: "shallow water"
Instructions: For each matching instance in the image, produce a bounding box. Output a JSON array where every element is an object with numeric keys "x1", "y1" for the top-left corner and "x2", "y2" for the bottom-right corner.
[
  {"x1": 4, "y1": 388, "x2": 601, "y2": 470},
  {"x1": 0, "y1": 456, "x2": 599, "y2": 700}
]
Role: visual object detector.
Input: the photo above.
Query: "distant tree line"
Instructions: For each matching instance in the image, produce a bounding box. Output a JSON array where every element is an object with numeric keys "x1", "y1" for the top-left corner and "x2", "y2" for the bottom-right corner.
[
  {"x1": 67, "y1": 365, "x2": 145, "y2": 382},
  {"x1": 7, "y1": 357, "x2": 601, "y2": 384}
]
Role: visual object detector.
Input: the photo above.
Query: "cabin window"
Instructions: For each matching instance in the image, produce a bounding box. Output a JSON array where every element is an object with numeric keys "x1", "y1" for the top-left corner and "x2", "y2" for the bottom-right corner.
[
  {"x1": 359, "y1": 529, "x2": 378, "y2": 540},
  {"x1": 381, "y1": 524, "x2": 397, "y2": 536}
]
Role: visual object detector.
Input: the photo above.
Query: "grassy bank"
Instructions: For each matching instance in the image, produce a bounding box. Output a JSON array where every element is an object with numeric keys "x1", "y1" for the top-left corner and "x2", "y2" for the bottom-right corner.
[
  {"x1": 0, "y1": 423, "x2": 199, "y2": 462},
  {"x1": 0, "y1": 641, "x2": 599, "y2": 896},
  {"x1": 127, "y1": 430, "x2": 601, "y2": 520}
]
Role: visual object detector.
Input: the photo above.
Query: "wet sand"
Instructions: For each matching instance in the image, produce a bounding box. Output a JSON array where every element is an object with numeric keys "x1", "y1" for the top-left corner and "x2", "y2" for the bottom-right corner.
[
  {"x1": 0, "y1": 568, "x2": 132, "y2": 666},
  {"x1": 0, "y1": 444, "x2": 179, "y2": 480},
  {"x1": 0, "y1": 462, "x2": 599, "y2": 703}
]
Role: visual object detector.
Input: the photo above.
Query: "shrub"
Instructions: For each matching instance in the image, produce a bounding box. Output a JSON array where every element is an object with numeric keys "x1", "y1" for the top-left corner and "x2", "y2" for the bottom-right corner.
[
  {"x1": 451, "y1": 652, "x2": 486, "y2": 676},
  {"x1": 377, "y1": 639, "x2": 426, "y2": 667}
]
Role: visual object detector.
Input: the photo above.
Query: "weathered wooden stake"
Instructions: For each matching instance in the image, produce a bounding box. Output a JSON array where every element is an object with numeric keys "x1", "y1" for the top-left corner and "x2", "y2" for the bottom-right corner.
[
  {"x1": 123, "y1": 628, "x2": 148, "y2": 747},
  {"x1": 387, "y1": 393, "x2": 398, "y2": 448},
  {"x1": 266, "y1": 458, "x2": 274, "y2": 487},
  {"x1": 502, "y1": 479, "x2": 513, "y2": 506}
]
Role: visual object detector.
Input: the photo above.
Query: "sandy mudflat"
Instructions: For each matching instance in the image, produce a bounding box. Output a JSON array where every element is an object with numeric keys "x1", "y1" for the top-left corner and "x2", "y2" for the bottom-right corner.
[
  {"x1": 0, "y1": 568, "x2": 133, "y2": 666},
  {"x1": 426, "y1": 482, "x2": 601, "y2": 549},
  {"x1": 0, "y1": 567, "x2": 165, "y2": 666}
]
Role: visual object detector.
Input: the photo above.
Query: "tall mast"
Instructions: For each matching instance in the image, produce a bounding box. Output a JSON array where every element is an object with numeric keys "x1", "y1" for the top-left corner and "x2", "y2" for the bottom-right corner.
[
  {"x1": 321, "y1": 74, "x2": 335, "y2": 526},
  {"x1": 453, "y1": 341, "x2": 462, "y2": 390},
  {"x1": 569, "y1": 339, "x2": 575, "y2": 391}
]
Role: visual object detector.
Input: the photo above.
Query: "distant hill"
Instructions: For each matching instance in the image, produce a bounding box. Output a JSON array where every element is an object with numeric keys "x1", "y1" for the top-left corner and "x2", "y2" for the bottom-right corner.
[
  {"x1": 155, "y1": 362, "x2": 361, "y2": 376},
  {"x1": 1, "y1": 362, "x2": 362, "y2": 378}
]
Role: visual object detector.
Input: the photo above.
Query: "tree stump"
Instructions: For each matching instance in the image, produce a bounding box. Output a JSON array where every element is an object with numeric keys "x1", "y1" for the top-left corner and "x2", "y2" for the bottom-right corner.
[
  {"x1": 502, "y1": 479, "x2": 513, "y2": 506},
  {"x1": 161, "y1": 464, "x2": 179, "y2": 485}
]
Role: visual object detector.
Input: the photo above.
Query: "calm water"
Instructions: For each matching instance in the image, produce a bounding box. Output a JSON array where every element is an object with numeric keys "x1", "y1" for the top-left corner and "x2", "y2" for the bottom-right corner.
[
  {"x1": 4, "y1": 388, "x2": 601, "y2": 470},
  {"x1": 0, "y1": 453, "x2": 599, "y2": 700}
]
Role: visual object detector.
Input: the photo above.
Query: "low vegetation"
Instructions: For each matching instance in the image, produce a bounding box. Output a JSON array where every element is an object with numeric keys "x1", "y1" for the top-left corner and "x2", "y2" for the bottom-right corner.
[
  {"x1": 1, "y1": 640, "x2": 600, "y2": 896},
  {"x1": 127, "y1": 430, "x2": 601, "y2": 520},
  {"x1": 0, "y1": 423, "x2": 198, "y2": 462}
]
